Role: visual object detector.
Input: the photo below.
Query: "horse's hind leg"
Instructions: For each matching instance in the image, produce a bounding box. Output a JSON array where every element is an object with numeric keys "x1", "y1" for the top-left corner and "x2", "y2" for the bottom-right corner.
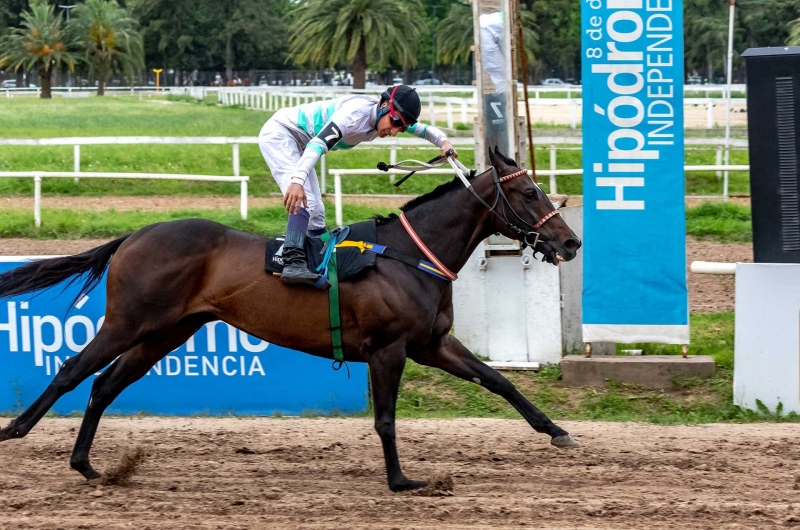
[
  {"x1": 70, "y1": 315, "x2": 208, "y2": 480},
  {"x1": 412, "y1": 334, "x2": 579, "y2": 448},
  {"x1": 0, "y1": 323, "x2": 143, "y2": 442}
]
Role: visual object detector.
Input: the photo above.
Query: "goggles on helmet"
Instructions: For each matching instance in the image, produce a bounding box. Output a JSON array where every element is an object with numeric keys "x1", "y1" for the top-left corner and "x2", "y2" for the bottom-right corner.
[{"x1": 387, "y1": 85, "x2": 409, "y2": 132}]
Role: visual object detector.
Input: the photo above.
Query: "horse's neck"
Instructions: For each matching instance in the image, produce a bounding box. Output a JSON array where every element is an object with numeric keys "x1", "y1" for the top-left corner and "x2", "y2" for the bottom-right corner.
[{"x1": 395, "y1": 179, "x2": 496, "y2": 274}]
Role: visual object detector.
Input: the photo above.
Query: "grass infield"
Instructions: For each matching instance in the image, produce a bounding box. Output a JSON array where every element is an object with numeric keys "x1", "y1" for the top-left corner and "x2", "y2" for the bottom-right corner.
[{"x1": 0, "y1": 95, "x2": 751, "y2": 197}]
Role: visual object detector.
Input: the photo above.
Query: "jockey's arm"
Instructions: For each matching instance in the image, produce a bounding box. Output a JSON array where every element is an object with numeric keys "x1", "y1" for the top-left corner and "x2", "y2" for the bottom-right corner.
[
  {"x1": 407, "y1": 123, "x2": 458, "y2": 159},
  {"x1": 289, "y1": 120, "x2": 344, "y2": 186}
]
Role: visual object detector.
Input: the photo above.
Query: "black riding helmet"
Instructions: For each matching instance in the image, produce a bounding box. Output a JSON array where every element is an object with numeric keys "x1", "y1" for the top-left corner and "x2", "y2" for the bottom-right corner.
[{"x1": 379, "y1": 84, "x2": 421, "y2": 128}]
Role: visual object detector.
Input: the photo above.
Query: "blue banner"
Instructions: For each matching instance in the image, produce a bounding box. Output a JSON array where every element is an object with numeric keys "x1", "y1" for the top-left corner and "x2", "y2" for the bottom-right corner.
[
  {"x1": 0, "y1": 259, "x2": 368, "y2": 415},
  {"x1": 581, "y1": 0, "x2": 688, "y2": 343}
]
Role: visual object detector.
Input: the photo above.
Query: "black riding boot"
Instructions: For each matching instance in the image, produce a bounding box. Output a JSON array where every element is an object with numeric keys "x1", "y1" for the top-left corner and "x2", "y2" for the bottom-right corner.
[{"x1": 281, "y1": 230, "x2": 319, "y2": 286}]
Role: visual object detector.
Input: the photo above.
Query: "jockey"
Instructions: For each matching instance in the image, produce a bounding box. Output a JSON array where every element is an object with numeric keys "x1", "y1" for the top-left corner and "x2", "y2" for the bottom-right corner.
[{"x1": 258, "y1": 84, "x2": 458, "y2": 285}]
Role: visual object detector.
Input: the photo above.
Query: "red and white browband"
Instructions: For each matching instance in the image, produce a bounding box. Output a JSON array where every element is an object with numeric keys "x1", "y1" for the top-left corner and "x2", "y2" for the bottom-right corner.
[{"x1": 498, "y1": 169, "x2": 528, "y2": 182}]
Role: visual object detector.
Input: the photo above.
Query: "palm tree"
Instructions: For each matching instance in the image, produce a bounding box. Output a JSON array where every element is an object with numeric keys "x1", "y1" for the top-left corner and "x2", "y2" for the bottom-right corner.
[
  {"x1": 0, "y1": 1, "x2": 77, "y2": 99},
  {"x1": 69, "y1": 0, "x2": 144, "y2": 96},
  {"x1": 436, "y1": 2, "x2": 538, "y2": 68},
  {"x1": 288, "y1": 0, "x2": 426, "y2": 89}
]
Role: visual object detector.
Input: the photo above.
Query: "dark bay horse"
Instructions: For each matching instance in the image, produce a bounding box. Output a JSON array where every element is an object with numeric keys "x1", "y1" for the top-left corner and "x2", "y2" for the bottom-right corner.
[{"x1": 0, "y1": 148, "x2": 581, "y2": 492}]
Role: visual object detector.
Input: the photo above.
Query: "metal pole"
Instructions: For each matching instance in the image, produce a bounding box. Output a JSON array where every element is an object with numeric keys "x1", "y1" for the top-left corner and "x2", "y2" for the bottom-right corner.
[
  {"x1": 240, "y1": 179, "x2": 248, "y2": 220},
  {"x1": 334, "y1": 173, "x2": 343, "y2": 227},
  {"x1": 34, "y1": 174, "x2": 42, "y2": 227},
  {"x1": 517, "y1": 11, "x2": 537, "y2": 180},
  {"x1": 723, "y1": 0, "x2": 736, "y2": 201},
  {"x1": 549, "y1": 144, "x2": 557, "y2": 194}
]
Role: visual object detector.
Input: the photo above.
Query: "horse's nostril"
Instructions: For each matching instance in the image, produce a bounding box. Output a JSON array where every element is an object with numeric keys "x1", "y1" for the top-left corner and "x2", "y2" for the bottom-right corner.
[{"x1": 565, "y1": 238, "x2": 580, "y2": 252}]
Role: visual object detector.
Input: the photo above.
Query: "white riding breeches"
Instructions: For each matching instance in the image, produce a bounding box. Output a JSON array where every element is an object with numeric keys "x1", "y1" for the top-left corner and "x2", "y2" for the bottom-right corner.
[{"x1": 258, "y1": 120, "x2": 327, "y2": 230}]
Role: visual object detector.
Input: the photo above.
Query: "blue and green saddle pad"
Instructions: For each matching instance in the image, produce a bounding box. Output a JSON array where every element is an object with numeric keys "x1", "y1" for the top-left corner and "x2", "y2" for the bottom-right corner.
[{"x1": 264, "y1": 219, "x2": 452, "y2": 363}]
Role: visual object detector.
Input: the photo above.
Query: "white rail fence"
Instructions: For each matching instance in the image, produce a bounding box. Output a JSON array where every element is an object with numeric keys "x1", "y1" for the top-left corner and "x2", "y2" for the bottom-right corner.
[
  {"x1": 210, "y1": 87, "x2": 747, "y2": 130},
  {"x1": 0, "y1": 172, "x2": 249, "y2": 226},
  {"x1": 326, "y1": 163, "x2": 751, "y2": 227},
  {"x1": 0, "y1": 135, "x2": 750, "y2": 221}
]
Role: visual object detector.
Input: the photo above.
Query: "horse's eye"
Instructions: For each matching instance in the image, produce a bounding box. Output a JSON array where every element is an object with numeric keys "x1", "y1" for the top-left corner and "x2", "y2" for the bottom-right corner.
[{"x1": 523, "y1": 189, "x2": 537, "y2": 200}]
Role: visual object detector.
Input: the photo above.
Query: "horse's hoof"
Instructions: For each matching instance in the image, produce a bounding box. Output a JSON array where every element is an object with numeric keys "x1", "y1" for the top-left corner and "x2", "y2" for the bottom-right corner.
[
  {"x1": 551, "y1": 434, "x2": 580, "y2": 449},
  {"x1": 390, "y1": 478, "x2": 428, "y2": 492}
]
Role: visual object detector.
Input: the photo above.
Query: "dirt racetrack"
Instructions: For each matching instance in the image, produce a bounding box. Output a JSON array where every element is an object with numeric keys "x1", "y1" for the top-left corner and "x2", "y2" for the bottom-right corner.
[{"x1": 2, "y1": 417, "x2": 800, "y2": 529}]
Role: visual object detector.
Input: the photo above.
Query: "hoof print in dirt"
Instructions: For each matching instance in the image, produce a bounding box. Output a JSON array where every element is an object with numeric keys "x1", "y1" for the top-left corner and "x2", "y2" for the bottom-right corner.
[{"x1": 410, "y1": 474, "x2": 454, "y2": 497}]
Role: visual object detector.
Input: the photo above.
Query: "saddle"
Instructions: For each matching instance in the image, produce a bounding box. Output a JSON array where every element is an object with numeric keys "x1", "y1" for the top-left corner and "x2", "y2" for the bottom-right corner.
[{"x1": 264, "y1": 220, "x2": 378, "y2": 284}]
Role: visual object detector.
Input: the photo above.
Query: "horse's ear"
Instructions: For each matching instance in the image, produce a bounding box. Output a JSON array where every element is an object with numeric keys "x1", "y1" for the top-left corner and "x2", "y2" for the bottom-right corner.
[{"x1": 489, "y1": 145, "x2": 508, "y2": 171}]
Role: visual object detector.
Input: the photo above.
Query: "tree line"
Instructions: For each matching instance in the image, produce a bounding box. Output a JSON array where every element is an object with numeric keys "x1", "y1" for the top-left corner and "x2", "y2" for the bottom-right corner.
[{"x1": 1, "y1": 0, "x2": 798, "y2": 97}]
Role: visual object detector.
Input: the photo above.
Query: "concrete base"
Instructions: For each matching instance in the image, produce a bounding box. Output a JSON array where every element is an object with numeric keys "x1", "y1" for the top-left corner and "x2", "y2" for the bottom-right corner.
[{"x1": 561, "y1": 355, "x2": 715, "y2": 389}]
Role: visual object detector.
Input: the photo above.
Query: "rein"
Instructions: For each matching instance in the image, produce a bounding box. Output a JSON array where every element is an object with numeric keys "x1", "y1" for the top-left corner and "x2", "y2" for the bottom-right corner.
[
  {"x1": 447, "y1": 159, "x2": 560, "y2": 251},
  {"x1": 384, "y1": 156, "x2": 562, "y2": 274}
]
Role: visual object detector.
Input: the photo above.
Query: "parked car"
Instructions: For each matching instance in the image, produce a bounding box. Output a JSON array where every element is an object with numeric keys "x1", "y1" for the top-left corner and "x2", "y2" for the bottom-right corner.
[
  {"x1": 1, "y1": 80, "x2": 16, "y2": 88},
  {"x1": 542, "y1": 78, "x2": 568, "y2": 86},
  {"x1": 687, "y1": 75, "x2": 703, "y2": 85},
  {"x1": 414, "y1": 78, "x2": 447, "y2": 86},
  {"x1": 392, "y1": 77, "x2": 404, "y2": 85}
]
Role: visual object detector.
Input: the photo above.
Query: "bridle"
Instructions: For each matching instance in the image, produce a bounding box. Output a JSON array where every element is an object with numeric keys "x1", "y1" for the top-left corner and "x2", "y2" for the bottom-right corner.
[{"x1": 448, "y1": 158, "x2": 561, "y2": 252}]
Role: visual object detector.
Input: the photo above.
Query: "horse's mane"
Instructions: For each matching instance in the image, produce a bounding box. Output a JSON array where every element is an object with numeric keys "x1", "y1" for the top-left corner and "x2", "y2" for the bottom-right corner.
[{"x1": 373, "y1": 173, "x2": 477, "y2": 225}]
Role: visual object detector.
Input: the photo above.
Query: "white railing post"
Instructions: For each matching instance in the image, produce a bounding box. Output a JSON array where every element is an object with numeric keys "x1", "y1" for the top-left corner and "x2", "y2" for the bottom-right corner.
[
  {"x1": 428, "y1": 92, "x2": 436, "y2": 125},
  {"x1": 389, "y1": 141, "x2": 398, "y2": 183},
  {"x1": 549, "y1": 144, "x2": 557, "y2": 194},
  {"x1": 232, "y1": 143, "x2": 240, "y2": 177},
  {"x1": 570, "y1": 100, "x2": 577, "y2": 130},
  {"x1": 240, "y1": 179, "x2": 248, "y2": 220},
  {"x1": 715, "y1": 145, "x2": 723, "y2": 178},
  {"x1": 74, "y1": 144, "x2": 80, "y2": 183},
  {"x1": 34, "y1": 174, "x2": 42, "y2": 227},
  {"x1": 723, "y1": 147, "x2": 730, "y2": 200},
  {"x1": 320, "y1": 154, "x2": 327, "y2": 193},
  {"x1": 334, "y1": 172, "x2": 343, "y2": 227},
  {"x1": 446, "y1": 99, "x2": 454, "y2": 129},
  {"x1": 707, "y1": 100, "x2": 714, "y2": 128},
  {"x1": 461, "y1": 100, "x2": 468, "y2": 124}
]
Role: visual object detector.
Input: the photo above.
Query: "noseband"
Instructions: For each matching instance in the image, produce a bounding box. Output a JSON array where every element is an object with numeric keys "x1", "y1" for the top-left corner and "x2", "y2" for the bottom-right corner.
[{"x1": 451, "y1": 161, "x2": 561, "y2": 251}]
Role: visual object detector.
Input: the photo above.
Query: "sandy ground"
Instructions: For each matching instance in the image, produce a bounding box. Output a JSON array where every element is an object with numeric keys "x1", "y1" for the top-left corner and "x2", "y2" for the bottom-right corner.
[{"x1": 1, "y1": 417, "x2": 799, "y2": 529}]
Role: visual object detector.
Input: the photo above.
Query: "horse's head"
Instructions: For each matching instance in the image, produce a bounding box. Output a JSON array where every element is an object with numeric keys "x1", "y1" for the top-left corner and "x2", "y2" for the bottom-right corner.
[{"x1": 486, "y1": 147, "x2": 581, "y2": 265}]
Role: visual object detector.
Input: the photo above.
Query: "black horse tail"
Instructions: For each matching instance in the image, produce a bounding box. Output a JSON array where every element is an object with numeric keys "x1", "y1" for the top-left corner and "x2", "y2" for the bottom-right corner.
[{"x1": 0, "y1": 234, "x2": 132, "y2": 308}]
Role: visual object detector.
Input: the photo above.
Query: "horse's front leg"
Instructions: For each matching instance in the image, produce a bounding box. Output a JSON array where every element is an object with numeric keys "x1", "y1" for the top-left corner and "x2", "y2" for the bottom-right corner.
[
  {"x1": 368, "y1": 342, "x2": 427, "y2": 492},
  {"x1": 413, "y1": 334, "x2": 579, "y2": 448}
]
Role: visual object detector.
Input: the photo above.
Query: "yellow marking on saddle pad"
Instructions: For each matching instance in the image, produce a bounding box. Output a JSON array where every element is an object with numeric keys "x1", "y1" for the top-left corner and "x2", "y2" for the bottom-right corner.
[
  {"x1": 419, "y1": 262, "x2": 446, "y2": 276},
  {"x1": 335, "y1": 240, "x2": 373, "y2": 253}
]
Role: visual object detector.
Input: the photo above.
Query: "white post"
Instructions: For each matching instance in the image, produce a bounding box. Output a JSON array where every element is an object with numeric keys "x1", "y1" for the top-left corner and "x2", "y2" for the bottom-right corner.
[
  {"x1": 549, "y1": 144, "x2": 557, "y2": 194},
  {"x1": 334, "y1": 172, "x2": 343, "y2": 227},
  {"x1": 389, "y1": 141, "x2": 398, "y2": 183},
  {"x1": 706, "y1": 100, "x2": 714, "y2": 129},
  {"x1": 715, "y1": 145, "x2": 723, "y2": 178},
  {"x1": 570, "y1": 100, "x2": 577, "y2": 130},
  {"x1": 428, "y1": 92, "x2": 436, "y2": 125},
  {"x1": 240, "y1": 179, "x2": 248, "y2": 220},
  {"x1": 232, "y1": 143, "x2": 240, "y2": 177},
  {"x1": 446, "y1": 99, "x2": 454, "y2": 129},
  {"x1": 34, "y1": 174, "x2": 42, "y2": 227},
  {"x1": 461, "y1": 100, "x2": 468, "y2": 124},
  {"x1": 74, "y1": 144, "x2": 80, "y2": 183},
  {"x1": 723, "y1": 0, "x2": 736, "y2": 201},
  {"x1": 320, "y1": 154, "x2": 327, "y2": 193}
]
